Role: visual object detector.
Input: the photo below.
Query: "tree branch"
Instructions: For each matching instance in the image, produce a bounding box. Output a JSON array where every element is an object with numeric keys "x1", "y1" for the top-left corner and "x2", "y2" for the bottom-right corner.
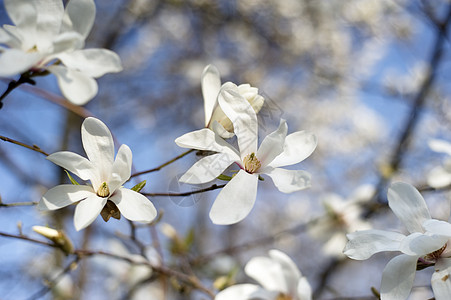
[{"x1": 130, "y1": 149, "x2": 195, "y2": 178}]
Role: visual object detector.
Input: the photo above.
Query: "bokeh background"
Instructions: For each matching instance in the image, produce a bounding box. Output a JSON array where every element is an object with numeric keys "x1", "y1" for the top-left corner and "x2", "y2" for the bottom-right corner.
[{"x1": 1, "y1": 0, "x2": 451, "y2": 299}]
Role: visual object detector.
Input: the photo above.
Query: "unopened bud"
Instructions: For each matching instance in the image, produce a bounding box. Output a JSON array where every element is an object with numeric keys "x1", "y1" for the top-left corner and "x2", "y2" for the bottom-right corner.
[{"x1": 33, "y1": 226, "x2": 74, "y2": 255}]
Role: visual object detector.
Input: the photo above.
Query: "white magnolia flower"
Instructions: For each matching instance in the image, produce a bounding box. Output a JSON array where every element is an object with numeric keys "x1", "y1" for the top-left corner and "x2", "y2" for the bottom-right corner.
[
  {"x1": 202, "y1": 64, "x2": 264, "y2": 138},
  {"x1": 38, "y1": 117, "x2": 157, "y2": 231},
  {"x1": 308, "y1": 185, "x2": 374, "y2": 257},
  {"x1": 175, "y1": 82, "x2": 316, "y2": 225},
  {"x1": 0, "y1": 0, "x2": 122, "y2": 105},
  {"x1": 344, "y1": 182, "x2": 451, "y2": 300},
  {"x1": 427, "y1": 139, "x2": 451, "y2": 188},
  {"x1": 215, "y1": 249, "x2": 312, "y2": 300}
]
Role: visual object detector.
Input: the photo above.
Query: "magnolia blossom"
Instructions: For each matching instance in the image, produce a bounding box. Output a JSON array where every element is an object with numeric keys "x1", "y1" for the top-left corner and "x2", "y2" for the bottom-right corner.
[
  {"x1": 427, "y1": 139, "x2": 451, "y2": 188},
  {"x1": 0, "y1": 0, "x2": 122, "y2": 105},
  {"x1": 308, "y1": 185, "x2": 373, "y2": 257},
  {"x1": 215, "y1": 249, "x2": 312, "y2": 300},
  {"x1": 202, "y1": 64, "x2": 264, "y2": 138},
  {"x1": 344, "y1": 182, "x2": 451, "y2": 300},
  {"x1": 175, "y1": 82, "x2": 316, "y2": 225},
  {"x1": 38, "y1": 117, "x2": 157, "y2": 231},
  {"x1": 92, "y1": 239, "x2": 162, "y2": 300}
]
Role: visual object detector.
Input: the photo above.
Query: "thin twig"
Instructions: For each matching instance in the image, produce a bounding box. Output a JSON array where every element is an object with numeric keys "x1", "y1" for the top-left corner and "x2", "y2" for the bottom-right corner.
[
  {"x1": 0, "y1": 231, "x2": 57, "y2": 248},
  {"x1": 75, "y1": 249, "x2": 215, "y2": 298},
  {"x1": 0, "y1": 201, "x2": 38, "y2": 207},
  {"x1": 142, "y1": 183, "x2": 226, "y2": 197},
  {"x1": 190, "y1": 216, "x2": 323, "y2": 265},
  {"x1": 0, "y1": 230, "x2": 215, "y2": 298},
  {"x1": 372, "y1": 4, "x2": 451, "y2": 204},
  {"x1": 0, "y1": 74, "x2": 36, "y2": 109},
  {"x1": 0, "y1": 135, "x2": 49, "y2": 156},
  {"x1": 25, "y1": 256, "x2": 80, "y2": 300},
  {"x1": 130, "y1": 149, "x2": 195, "y2": 178}
]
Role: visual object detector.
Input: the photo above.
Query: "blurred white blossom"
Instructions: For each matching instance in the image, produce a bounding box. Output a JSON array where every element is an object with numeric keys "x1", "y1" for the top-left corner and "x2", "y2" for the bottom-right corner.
[
  {"x1": 0, "y1": 0, "x2": 122, "y2": 104},
  {"x1": 215, "y1": 249, "x2": 312, "y2": 300},
  {"x1": 309, "y1": 185, "x2": 374, "y2": 257},
  {"x1": 427, "y1": 139, "x2": 451, "y2": 188}
]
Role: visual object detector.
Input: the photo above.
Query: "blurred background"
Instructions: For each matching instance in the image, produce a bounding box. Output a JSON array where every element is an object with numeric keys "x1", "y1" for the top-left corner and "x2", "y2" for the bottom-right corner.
[{"x1": 1, "y1": 0, "x2": 451, "y2": 299}]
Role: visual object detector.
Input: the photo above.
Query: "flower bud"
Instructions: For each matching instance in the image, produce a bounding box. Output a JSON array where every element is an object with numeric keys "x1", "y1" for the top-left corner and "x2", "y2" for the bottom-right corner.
[{"x1": 33, "y1": 226, "x2": 74, "y2": 255}]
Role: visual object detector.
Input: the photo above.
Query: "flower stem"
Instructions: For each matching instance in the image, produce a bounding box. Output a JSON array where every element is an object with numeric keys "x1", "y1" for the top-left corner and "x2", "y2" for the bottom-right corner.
[
  {"x1": 130, "y1": 149, "x2": 195, "y2": 178},
  {"x1": 142, "y1": 183, "x2": 226, "y2": 197},
  {"x1": 0, "y1": 73, "x2": 37, "y2": 109},
  {"x1": 0, "y1": 135, "x2": 49, "y2": 156}
]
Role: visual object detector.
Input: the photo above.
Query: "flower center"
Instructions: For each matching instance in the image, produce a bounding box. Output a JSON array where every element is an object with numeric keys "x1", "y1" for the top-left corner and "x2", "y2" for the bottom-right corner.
[
  {"x1": 417, "y1": 243, "x2": 447, "y2": 270},
  {"x1": 27, "y1": 45, "x2": 38, "y2": 53},
  {"x1": 96, "y1": 182, "x2": 110, "y2": 197},
  {"x1": 276, "y1": 293, "x2": 292, "y2": 300},
  {"x1": 243, "y1": 152, "x2": 261, "y2": 173},
  {"x1": 424, "y1": 244, "x2": 447, "y2": 263}
]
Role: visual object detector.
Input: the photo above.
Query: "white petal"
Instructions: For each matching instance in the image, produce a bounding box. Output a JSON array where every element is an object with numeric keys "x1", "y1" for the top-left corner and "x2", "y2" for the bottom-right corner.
[
  {"x1": 4, "y1": 0, "x2": 37, "y2": 29},
  {"x1": 81, "y1": 117, "x2": 114, "y2": 181},
  {"x1": 0, "y1": 49, "x2": 42, "y2": 77},
  {"x1": 387, "y1": 182, "x2": 431, "y2": 233},
  {"x1": 215, "y1": 284, "x2": 275, "y2": 300},
  {"x1": 257, "y1": 119, "x2": 287, "y2": 168},
  {"x1": 211, "y1": 120, "x2": 235, "y2": 139},
  {"x1": 432, "y1": 257, "x2": 451, "y2": 300},
  {"x1": 35, "y1": 0, "x2": 64, "y2": 51},
  {"x1": 429, "y1": 139, "x2": 451, "y2": 156},
  {"x1": 380, "y1": 254, "x2": 418, "y2": 300},
  {"x1": 39, "y1": 184, "x2": 94, "y2": 210},
  {"x1": 0, "y1": 28, "x2": 12, "y2": 44},
  {"x1": 51, "y1": 31, "x2": 84, "y2": 53},
  {"x1": 110, "y1": 188, "x2": 157, "y2": 223},
  {"x1": 268, "y1": 250, "x2": 302, "y2": 295},
  {"x1": 63, "y1": 0, "x2": 96, "y2": 38},
  {"x1": 202, "y1": 64, "x2": 221, "y2": 127},
  {"x1": 263, "y1": 167, "x2": 311, "y2": 193},
  {"x1": 2, "y1": 25, "x2": 32, "y2": 49},
  {"x1": 48, "y1": 65, "x2": 98, "y2": 105},
  {"x1": 245, "y1": 255, "x2": 289, "y2": 293},
  {"x1": 399, "y1": 232, "x2": 448, "y2": 256},
  {"x1": 108, "y1": 145, "x2": 132, "y2": 193},
  {"x1": 269, "y1": 131, "x2": 317, "y2": 168},
  {"x1": 73, "y1": 194, "x2": 106, "y2": 231},
  {"x1": 423, "y1": 219, "x2": 451, "y2": 237},
  {"x1": 218, "y1": 82, "x2": 258, "y2": 159},
  {"x1": 209, "y1": 170, "x2": 258, "y2": 225},
  {"x1": 179, "y1": 153, "x2": 236, "y2": 184},
  {"x1": 427, "y1": 166, "x2": 451, "y2": 188},
  {"x1": 46, "y1": 151, "x2": 100, "y2": 186},
  {"x1": 297, "y1": 277, "x2": 312, "y2": 300},
  {"x1": 344, "y1": 230, "x2": 405, "y2": 260},
  {"x1": 57, "y1": 49, "x2": 122, "y2": 78},
  {"x1": 175, "y1": 128, "x2": 240, "y2": 158}
]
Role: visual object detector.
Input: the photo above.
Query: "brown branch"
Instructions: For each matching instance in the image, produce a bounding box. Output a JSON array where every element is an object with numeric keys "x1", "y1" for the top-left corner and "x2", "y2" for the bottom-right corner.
[
  {"x1": 142, "y1": 183, "x2": 226, "y2": 197},
  {"x1": 0, "y1": 230, "x2": 215, "y2": 298},
  {"x1": 0, "y1": 135, "x2": 49, "y2": 156},
  {"x1": 21, "y1": 84, "x2": 94, "y2": 119},
  {"x1": 190, "y1": 216, "x2": 323, "y2": 265},
  {"x1": 0, "y1": 201, "x2": 38, "y2": 207},
  {"x1": 0, "y1": 231, "x2": 57, "y2": 248},
  {"x1": 0, "y1": 74, "x2": 36, "y2": 109},
  {"x1": 373, "y1": 4, "x2": 451, "y2": 203},
  {"x1": 25, "y1": 256, "x2": 80, "y2": 300},
  {"x1": 75, "y1": 249, "x2": 215, "y2": 298},
  {"x1": 130, "y1": 149, "x2": 195, "y2": 178}
]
